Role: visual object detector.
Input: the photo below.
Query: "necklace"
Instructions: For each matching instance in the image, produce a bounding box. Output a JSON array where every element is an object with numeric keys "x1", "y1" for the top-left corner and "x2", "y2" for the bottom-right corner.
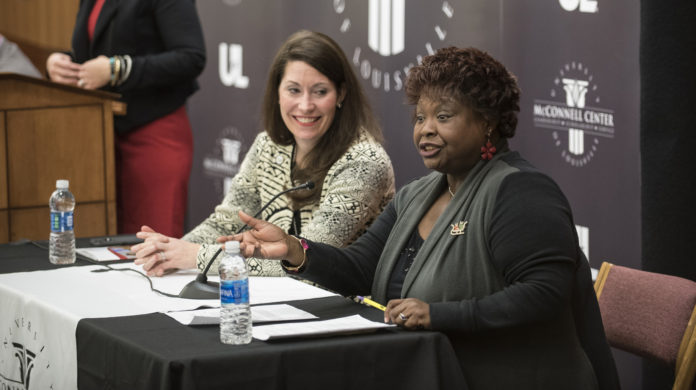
[{"x1": 448, "y1": 186, "x2": 455, "y2": 198}]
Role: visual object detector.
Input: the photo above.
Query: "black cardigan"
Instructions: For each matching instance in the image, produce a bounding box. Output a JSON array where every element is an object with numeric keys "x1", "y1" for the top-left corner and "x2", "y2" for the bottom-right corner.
[
  {"x1": 70, "y1": 0, "x2": 206, "y2": 133},
  {"x1": 298, "y1": 151, "x2": 620, "y2": 390}
]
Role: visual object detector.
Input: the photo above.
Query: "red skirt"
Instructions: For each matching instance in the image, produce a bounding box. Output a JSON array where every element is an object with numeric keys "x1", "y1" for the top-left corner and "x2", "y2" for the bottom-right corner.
[{"x1": 115, "y1": 106, "x2": 193, "y2": 237}]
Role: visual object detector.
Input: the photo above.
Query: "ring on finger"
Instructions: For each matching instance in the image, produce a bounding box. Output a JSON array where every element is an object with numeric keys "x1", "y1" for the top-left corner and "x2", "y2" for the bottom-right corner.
[
  {"x1": 158, "y1": 250, "x2": 166, "y2": 261},
  {"x1": 78, "y1": 79, "x2": 85, "y2": 87},
  {"x1": 399, "y1": 312, "x2": 408, "y2": 321}
]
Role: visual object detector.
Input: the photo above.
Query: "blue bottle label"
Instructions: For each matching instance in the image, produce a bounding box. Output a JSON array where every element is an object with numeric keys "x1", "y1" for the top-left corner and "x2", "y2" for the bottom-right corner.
[
  {"x1": 220, "y1": 279, "x2": 249, "y2": 305},
  {"x1": 50, "y1": 211, "x2": 74, "y2": 232}
]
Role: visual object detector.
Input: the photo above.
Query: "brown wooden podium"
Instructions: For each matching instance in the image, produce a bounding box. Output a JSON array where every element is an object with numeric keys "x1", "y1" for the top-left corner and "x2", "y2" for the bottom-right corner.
[{"x1": 0, "y1": 73, "x2": 126, "y2": 243}]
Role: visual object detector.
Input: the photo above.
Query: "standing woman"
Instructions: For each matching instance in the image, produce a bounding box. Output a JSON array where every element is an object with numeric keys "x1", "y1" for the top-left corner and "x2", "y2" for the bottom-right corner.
[
  {"x1": 46, "y1": 0, "x2": 206, "y2": 238},
  {"x1": 132, "y1": 30, "x2": 395, "y2": 277}
]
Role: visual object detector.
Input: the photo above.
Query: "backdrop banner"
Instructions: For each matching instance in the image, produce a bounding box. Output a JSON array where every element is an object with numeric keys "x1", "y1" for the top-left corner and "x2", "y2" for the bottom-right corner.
[{"x1": 186, "y1": 2, "x2": 639, "y2": 384}]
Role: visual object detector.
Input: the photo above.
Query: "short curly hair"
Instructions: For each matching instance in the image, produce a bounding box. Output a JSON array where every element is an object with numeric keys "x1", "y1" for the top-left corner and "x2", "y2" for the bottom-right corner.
[{"x1": 405, "y1": 47, "x2": 520, "y2": 138}]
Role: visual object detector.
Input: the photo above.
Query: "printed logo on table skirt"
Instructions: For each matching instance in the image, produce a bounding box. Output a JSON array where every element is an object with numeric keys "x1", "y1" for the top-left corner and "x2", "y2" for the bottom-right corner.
[
  {"x1": 332, "y1": 0, "x2": 456, "y2": 92},
  {"x1": 203, "y1": 126, "x2": 246, "y2": 199},
  {"x1": 1, "y1": 317, "x2": 53, "y2": 389},
  {"x1": 532, "y1": 61, "x2": 615, "y2": 167}
]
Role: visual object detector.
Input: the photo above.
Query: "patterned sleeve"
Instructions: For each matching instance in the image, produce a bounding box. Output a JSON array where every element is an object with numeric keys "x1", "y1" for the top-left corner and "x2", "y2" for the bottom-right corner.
[
  {"x1": 182, "y1": 133, "x2": 264, "y2": 271},
  {"x1": 301, "y1": 133, "x2": 395, "y2": 248}
]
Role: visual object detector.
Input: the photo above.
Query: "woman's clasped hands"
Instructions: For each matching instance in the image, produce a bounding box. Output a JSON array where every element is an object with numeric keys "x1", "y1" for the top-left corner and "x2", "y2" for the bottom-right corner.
[
  {"x1": 132, "y1": 225, "x2": 200, "y2": 276},
  {"x1": 46, "y1": 53, "x2": 111, "y2": 90}
]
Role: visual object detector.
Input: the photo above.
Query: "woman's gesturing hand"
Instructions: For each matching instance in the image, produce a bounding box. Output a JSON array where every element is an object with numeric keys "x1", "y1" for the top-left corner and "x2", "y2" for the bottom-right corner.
[{"x1": 216, "y1": 211, "x2": 307, "y2": 267}]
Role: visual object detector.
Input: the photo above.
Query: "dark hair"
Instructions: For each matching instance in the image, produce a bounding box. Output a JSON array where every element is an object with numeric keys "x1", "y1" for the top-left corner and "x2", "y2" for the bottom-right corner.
[
  {"x1": 405, "y1": 47, "x2": 520, "y2": 138},
  {"x1": 262, "y1": 30, "x2": 382, "y2": 208}
]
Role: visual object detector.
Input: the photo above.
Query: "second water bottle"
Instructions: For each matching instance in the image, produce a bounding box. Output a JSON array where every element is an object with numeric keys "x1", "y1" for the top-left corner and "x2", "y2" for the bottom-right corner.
[{"x1": 219, "y1": 241, "x2": 252, "y2": 344}]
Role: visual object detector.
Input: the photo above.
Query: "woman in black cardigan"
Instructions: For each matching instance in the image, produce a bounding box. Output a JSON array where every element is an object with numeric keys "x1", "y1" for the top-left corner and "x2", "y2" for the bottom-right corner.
[
  {"x1": 222, "y1": 47, "x2": 620, "y2": 390},
  {"x1": 46, "y1": 0, "x2": 206, "y2": 237}
]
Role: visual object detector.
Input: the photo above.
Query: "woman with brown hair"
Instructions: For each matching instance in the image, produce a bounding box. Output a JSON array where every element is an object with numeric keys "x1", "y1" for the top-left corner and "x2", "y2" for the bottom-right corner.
[{"x1": 133, "y1": 30, "x2": 394, "y2": 277}]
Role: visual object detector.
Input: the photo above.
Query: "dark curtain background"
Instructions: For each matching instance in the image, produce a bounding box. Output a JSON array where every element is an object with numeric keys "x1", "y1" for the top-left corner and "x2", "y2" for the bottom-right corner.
[{"x1": 640, "y1": 1, "x2": 696, "y2": 388}]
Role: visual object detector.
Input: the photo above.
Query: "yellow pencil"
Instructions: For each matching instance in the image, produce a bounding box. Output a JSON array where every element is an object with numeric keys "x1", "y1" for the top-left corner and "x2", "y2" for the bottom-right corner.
[{"x1": 357, "y1": 296, "x2": 386, "y2": 311}]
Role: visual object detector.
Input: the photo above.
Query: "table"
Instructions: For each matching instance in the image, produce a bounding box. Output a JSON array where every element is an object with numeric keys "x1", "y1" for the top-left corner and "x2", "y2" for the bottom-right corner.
[{"x1": 0, "y1": 239, "x2": 467, "y2": 390}]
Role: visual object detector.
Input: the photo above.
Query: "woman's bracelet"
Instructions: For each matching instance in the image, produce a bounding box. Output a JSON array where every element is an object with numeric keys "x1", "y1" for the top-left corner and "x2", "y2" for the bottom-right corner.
[
  {"x1": 109, "y1": 55, "x2": 132, "y2": 87},
  {"x1": 109, "y1": 57, "x2": 116, "y2": 85},
  {"x1": 282, "y1": 235, "x2": 308, "y2": 272},
  {"x1": 110, "y1": 56, "x2": 121, "y2": 87}
]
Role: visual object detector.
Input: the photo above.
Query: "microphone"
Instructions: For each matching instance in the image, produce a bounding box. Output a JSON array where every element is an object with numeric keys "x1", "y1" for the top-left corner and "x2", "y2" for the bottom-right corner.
[{"x1": 178, "y1": 181, "x2": 315, "y2": 299}]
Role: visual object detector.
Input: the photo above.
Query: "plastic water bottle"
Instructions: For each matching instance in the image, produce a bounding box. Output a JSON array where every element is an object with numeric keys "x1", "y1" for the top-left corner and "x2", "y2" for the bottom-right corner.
[
  {"x1": 219, "y1": 241, "x2": 252, "y2": 344},
  {"x1": 49, "y1": 179, "x2": 76, "y2": 264}
]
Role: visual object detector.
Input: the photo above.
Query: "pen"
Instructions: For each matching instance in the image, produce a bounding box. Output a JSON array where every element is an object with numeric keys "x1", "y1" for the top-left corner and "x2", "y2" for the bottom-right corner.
[{"x1": 357, "y1": 296, "x2": 386, "y2": 311}]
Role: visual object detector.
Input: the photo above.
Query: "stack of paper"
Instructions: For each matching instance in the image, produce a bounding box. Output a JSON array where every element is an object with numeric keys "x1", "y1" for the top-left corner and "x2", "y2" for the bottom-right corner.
[
  {"x1": 166, "y1": 304, "x2": 317, "y2": 325},
  {"x1": 252, "y1": 314, "x2": 394, "y2": 341},
  {"x1": 76, "y1": 246, "x2": 135, "y2": 261}
]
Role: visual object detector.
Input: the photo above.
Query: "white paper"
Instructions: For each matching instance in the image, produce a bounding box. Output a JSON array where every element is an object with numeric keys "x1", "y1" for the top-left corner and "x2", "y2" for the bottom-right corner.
[
  {"x1": 166, "y1": 304, "x2": 317, "y2": 325},
  {"x1": 252, "y1": 314, "x2": 395, "y2": 341},
  {"x1": 140, "y1": 267, "x2": 337, "y2": 304},
  {"x1": 245, "y1": 276, "x2": 337, "y2": 304}
]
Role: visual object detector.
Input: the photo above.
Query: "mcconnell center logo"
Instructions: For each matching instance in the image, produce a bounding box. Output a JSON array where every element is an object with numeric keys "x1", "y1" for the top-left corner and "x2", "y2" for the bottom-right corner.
[
  {"x1": 333, "y1": 0, "x2": 456, "y2": 92},
  {"x1": 203, "y1": 126, "x2": 246, "y2": 199},
  {"x1": 532, "y1": 61, "x2": 615, "y2": 167}
]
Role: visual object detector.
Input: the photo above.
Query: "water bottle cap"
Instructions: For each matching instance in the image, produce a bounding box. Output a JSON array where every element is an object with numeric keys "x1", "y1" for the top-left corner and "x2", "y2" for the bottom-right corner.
[
  {"x1": 225, "y1": 241, "x2": 240, "y2": 253},
  {"x1": 56, "y1": 179, "x2": 69, "y2": 189}
]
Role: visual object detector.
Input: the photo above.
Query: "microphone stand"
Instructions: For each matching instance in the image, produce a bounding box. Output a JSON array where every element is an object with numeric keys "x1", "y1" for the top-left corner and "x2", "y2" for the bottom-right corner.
[{"x1": 178, "y1": 181, "x2": 315, "y2": 299}]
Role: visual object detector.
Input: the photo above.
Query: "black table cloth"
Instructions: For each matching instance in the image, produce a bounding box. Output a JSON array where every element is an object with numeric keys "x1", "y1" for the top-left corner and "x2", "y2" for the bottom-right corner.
[{"x1": 0, "y1": 239, "x2": 467, "y2": 390}]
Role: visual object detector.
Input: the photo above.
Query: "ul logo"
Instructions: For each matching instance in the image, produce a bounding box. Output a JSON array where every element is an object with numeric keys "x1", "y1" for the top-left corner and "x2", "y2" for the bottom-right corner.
[
  {"x1": 559, "y1": 0, "x2": 598, "y2": 13},
  {"x1": 368, "y1": 0, "x2": 405, "y2": 56},
  {"x1": 219, "y1": 43, "x2": 249, "y2": 89}
]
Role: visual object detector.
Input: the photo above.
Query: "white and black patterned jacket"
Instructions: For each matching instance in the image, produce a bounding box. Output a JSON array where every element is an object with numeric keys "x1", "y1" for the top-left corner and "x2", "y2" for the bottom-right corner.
[{"x1": 183, "y1": 129, "x2": 395, "y2": 276}]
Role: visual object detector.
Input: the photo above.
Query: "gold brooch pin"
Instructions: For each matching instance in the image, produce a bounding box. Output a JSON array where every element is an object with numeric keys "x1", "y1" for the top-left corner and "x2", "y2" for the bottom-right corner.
[{"x1": 450, "y1": 221, "x2": 468, "y2": 236}]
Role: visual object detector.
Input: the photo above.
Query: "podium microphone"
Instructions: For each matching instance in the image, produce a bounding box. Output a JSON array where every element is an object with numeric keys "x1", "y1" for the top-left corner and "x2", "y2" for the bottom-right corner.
[{"x1": 178, "y1": 181, "x2": 315, "y2": 299}]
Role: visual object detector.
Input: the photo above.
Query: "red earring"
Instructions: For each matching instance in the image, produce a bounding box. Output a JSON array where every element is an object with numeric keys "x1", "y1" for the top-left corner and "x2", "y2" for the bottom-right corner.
[{"x1": 481, "y1": 131, "x2": 496, "y2": 161}]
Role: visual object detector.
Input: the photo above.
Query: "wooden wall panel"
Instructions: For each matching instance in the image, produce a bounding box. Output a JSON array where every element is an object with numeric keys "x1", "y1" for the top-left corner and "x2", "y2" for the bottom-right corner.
[
  {"x1": 107, "y1": 201, "x2": 117, "y2": 235},
  {"x1": 7, "y1": 105, "x2": 106, "y2": 207},
  {"x1": 0, "y1": 75, "x2": 118, "y2": 244},
  {"x1": 10, "y1": 202, "x2": 107, "y2": 241},
  {"x1": 0, "y1": 0, "x2": 77, "y2": 50},
  {"x1": 0, "y1": 112, "x2": 6, "y2": 210},
  {"x1": 102, "y1": 103, "x2": 116, "y2": 204},
  {"x1": 74, "y1": 202, "x2": 108, "y2": 238},
  {"x1": 0, "y1": 211, "x2": 7, "y2": 243}
]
